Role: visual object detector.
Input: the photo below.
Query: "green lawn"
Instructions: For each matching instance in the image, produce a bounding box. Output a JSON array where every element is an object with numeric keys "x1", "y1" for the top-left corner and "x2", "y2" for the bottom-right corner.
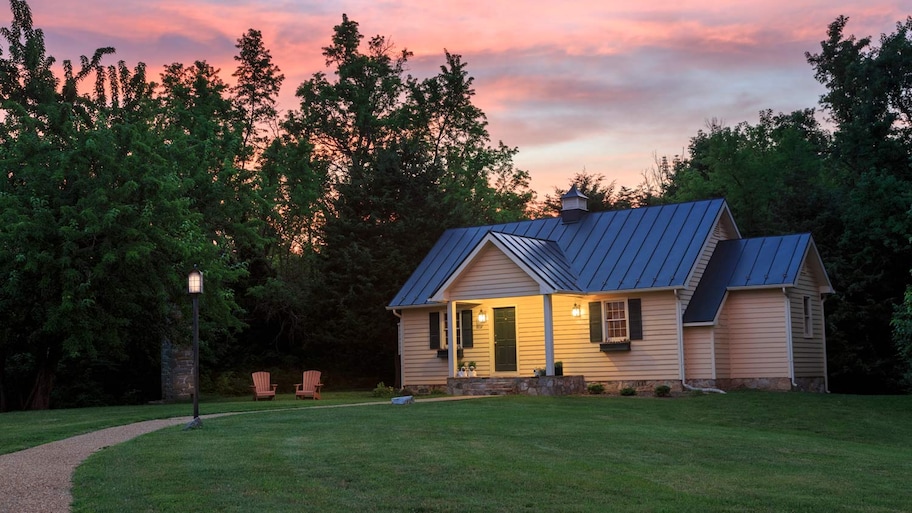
[
  {"x1": 64, "y1": 392, "x2": 912, "y2": 513},
  {"x1": 0, "y1": 392, "x2": 380, "y2": 455}
]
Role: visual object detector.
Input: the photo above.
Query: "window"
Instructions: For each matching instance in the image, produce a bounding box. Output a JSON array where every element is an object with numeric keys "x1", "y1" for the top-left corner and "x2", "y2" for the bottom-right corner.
[
  {"x1": 605, "y1": 301, "x2": 627, "y2": 339},
  {"x1": 429, "y1": 310, "x2": 474, "y2": 349},
  {"x1": 589, "y1": 299, "x2": 643, "y2": 342},
  {"x1": 802, "y1": 296, "x2": 813, "y2": 338}
]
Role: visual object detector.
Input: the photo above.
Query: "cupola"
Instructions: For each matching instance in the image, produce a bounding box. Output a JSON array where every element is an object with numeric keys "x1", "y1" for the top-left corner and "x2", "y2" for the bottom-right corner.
[{"x1": 560, "y1": 184, "x2": 589, "y2": 223}]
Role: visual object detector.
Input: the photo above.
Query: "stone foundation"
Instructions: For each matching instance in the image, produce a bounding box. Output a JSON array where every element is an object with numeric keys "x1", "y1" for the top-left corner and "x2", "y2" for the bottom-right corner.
[
  {"x1": 596, "y1": 380, "x2": 684, "y2": 395},
  {"x1": 447, "y1": 375, "x2": 587, "y2": 396},
  {"x1": 686, "y1": 377, "x2": 827, "y2": 393}
]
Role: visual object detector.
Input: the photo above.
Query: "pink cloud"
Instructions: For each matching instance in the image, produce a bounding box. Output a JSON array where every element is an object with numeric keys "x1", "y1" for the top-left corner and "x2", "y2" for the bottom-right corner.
[{"x1": 22, "y1": 0, "x2": 912, "y2": 197}]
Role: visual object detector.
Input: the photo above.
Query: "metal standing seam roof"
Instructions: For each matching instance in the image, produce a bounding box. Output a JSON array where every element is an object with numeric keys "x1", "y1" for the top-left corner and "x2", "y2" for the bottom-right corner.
[
  {"x1": 388, "y1": 198, "x2": 730, "y2": 308},
  {"x1": 682, "y1": 233, "x2": 814, "y2": 324}
]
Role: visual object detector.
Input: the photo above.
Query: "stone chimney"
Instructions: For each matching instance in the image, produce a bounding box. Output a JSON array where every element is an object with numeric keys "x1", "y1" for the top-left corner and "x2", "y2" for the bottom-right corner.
[{"x1": 560, "y1": 184, "x2": 588, "y2": 223}]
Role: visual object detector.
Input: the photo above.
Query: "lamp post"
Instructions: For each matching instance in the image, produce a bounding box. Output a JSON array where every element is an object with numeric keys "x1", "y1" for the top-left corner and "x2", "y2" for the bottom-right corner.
[{"x1": 185, "y1": 267, "x2": 203, "y2": 430}]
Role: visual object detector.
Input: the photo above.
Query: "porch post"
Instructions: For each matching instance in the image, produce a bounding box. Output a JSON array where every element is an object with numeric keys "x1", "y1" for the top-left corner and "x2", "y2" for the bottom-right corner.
[
  {"x1": 543, "y1": 294, "x2": 555, "y2": 375},
  {"x1": 447, "y1": 300, "x2": 457, "y2": 377}
]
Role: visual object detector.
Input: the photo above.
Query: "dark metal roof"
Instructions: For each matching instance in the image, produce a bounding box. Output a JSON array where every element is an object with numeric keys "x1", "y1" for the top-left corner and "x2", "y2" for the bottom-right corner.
[
  {"x1": 488, "y1": 232, "x2": 579, "y2": 292},
  {"x1": 389, "y1": 198, "x2": 730, "y2": 308},
  {"x1": 682, "y1": 234, "x2": 814, "y2": 324}
]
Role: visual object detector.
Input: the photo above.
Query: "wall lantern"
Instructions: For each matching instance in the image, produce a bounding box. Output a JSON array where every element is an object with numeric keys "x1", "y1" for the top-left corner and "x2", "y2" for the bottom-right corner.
[
  {"x1": 571, "y1": 303, "x2": 582, "y2": 318},
  {"x1": 477, "y1": 309, "x2": 488, "y2": 324}
]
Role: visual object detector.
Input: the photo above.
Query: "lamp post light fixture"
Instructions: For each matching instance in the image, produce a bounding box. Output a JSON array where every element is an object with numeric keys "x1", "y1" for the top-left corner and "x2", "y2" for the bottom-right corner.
[{"x1": 184, "y1": 267, "x2": 204, "y2": 430}]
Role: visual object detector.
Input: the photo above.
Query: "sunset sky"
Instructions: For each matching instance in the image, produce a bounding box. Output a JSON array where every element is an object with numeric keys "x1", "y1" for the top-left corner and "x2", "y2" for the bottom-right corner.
[{"x1": 28, "y1": 0, "x2": 909, "y2": 197}]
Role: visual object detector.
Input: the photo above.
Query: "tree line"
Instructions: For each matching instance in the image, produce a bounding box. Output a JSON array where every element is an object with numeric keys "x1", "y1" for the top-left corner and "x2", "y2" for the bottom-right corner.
[{"x1": 1, "y1": 0, "x2": 909, "y2": 409}]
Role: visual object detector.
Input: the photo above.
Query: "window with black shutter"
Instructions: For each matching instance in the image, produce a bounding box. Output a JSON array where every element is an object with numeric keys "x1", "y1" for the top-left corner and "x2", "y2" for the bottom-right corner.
[
  {"x1": 429, "y1": 312, "x2": 441, "y2": 349},
  {"x1": 589, "y1": 299, "x2": 643, "y2": 343}
]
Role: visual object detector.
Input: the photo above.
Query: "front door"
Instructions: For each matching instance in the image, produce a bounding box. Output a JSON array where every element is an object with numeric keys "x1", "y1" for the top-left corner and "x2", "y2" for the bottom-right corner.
[{"x1": 494, "y1": 307, "x2": 517, "y2": 372}]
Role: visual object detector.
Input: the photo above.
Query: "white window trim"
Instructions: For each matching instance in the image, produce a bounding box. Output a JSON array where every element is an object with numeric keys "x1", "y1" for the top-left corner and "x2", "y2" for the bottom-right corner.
[
  {"x1": 601, "y1": 299, "x2": 630, "y2": 342},
  {"x1": 802, "y1": 296, "x2": 813, "y2": 338}
]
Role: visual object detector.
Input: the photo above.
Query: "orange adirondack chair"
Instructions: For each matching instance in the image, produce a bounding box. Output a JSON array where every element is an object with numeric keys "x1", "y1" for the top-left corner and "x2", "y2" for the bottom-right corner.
[
  {"x1": 251, "y1": 371, "x2": 277, "y2": 401},
  {"x1": 295, "y1": 370, "x2": 323, "y2": 400}
]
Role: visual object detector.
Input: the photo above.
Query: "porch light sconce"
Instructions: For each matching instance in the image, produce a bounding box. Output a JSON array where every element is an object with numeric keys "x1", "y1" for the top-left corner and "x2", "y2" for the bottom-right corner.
[
  {"x1": 477, "y1": 309, "x2": 488, "y2": 324},
  {"x1": 571, "y1": 303, "x2": 581, "y2": 318}
]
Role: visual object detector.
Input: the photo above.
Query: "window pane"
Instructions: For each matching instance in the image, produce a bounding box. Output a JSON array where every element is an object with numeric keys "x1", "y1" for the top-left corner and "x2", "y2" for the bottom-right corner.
[{"x1": 605, "y1": 301, "x2": 627, "y2": 339}]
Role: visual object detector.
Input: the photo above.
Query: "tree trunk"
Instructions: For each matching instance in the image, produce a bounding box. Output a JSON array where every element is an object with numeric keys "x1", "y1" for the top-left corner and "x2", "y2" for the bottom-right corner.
[
  {"x1": 0, "y1": 353, "x2": 6, "y2": 412},
  {"x1": 25, "y1": 347, "x2": 60, "y2": 410}
]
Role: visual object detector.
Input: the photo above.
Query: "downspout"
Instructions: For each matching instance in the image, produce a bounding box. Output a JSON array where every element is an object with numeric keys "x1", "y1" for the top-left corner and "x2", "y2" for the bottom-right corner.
[
  {"x1": 821, "y1": 295, "x2": 830, "y2": 393},
  {"x1": 393, "y1": 309, "x2": 403, "y2": 389},
  {"x1": 783, "y1": 287, "x2": 798, "y2": 389},
  {"x1": 677, "y1": 289, "x2": 726, "y2": 394},
  {"x1": 674, "y1": 290, "x2": 685, "y2": 384}
]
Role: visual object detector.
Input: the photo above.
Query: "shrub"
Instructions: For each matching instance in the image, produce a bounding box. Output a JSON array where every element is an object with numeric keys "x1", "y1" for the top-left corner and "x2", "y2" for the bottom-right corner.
[
  {"x1": 371, "y1": 382, "x2": 396, "y2": 398},
  {"x1": 654, "y1": 385, "x2": 672, "y2": 397},
  {"x1": 398, "y1": 387, "x2": 415, "y2": 397},
  {"x1": 620, "y1": 387, "x2": 637, "y2": 396},
  {"x1": 587, "y1": 382, "x2": 605, "y2": 395}
]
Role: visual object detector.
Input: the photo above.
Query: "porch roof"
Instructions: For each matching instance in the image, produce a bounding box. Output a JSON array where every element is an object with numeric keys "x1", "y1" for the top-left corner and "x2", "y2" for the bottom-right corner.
[{"x1": 389, "y1": 198, "x2": 731, "y2": 308}]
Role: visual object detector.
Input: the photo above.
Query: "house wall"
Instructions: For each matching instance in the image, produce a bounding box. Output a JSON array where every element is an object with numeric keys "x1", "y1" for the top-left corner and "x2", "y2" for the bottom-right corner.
[
  {"x1": 723, "y1": 289, "x2": 790, "y2": 378},
  {"x1": 790, "y1": 260, "x2": 827, "y2": 379},
  {"x1": 448, "y1": 244, "x2": 540, "y2": 299},
  {"x1": 683, "y1": 326, "x2": 714, "y2": 379},
  {"x1": 399, "y1": 308, "x2": 449, "y2": 387},
  {"x1": 399, "y1": 291, "x2": 684, "y2": 388}
]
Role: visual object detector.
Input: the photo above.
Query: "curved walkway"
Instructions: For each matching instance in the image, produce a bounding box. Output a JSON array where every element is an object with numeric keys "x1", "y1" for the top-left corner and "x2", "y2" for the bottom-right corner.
[{"x1": 0, "y1": 396, "x2": 484, "y2": 512}]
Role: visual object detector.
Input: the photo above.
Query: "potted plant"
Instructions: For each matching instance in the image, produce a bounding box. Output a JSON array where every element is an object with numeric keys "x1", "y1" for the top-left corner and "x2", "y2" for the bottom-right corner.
[
  {"x1": 457, "y1": 361, "x2": 467, "y2": 378},
  {"x1": 468, "y1": 361, "x2": 477, "y2": 377},
  {"x1": 554, "y1": 361, "x2": 563, "y2": 376}
]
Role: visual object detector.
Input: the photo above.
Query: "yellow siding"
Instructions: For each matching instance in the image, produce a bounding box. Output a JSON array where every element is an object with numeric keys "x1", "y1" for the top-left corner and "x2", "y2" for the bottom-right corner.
[
  {"x1": 401, "y1": 292, "x2": 683, "y2": 385},
  {"x1": 400, "y1": 308, "x2": 448, "y2": 386},
  {"x1": 725, "y1": 290, "x2": 790, "y2": 377},
  {"x1": 550, "y1": 292, "x2": 681, "y2": 381},
  {"x1": 790, "y1": 262, "x2": 827, "y2": 378},
  {"x1": 684, "y1": 326, "x2": 714, "y2": 379},
  {"x1": 448, "y1": 244, "x2": 540, "y2": 299}
]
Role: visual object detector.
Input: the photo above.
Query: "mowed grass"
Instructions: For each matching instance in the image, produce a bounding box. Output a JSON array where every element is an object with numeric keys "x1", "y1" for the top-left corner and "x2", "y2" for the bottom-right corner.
[
  {"x1": 70, "y1": 392, "x2": 911, "y2": 513},
  {"x1": 0, "y1": 392, "x2": 380, "y2": 455}
]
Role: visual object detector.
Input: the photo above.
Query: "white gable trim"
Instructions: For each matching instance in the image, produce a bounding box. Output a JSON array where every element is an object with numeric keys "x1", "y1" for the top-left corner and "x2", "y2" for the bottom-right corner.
[{"x1": 429, "y1": 232, "x2": 557, "y2": 302}]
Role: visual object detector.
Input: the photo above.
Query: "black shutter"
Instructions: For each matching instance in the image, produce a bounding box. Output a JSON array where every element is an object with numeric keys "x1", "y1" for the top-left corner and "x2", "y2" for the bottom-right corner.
[
  {"x1": 460, "y1": 310, "x2": 474, "y2": 348},
  {"x1": 429, "y1": 312, "x2": 441, "y2": 349},
  {"x1": 589, "y1": 302, "x2": 603, "y2": 342},
  {"x1": 628, "y1": 299, "x2": 643, "y2": 340}
]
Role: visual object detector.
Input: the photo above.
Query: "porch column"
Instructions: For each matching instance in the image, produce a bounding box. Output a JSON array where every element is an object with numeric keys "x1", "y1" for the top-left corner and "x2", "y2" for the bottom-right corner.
[
  {"x1": 543, "y1": 294, "x2": 555, "y2": 375},
  {"x1": 447, "y1": 300, "x2": 458, "y2": 377}
]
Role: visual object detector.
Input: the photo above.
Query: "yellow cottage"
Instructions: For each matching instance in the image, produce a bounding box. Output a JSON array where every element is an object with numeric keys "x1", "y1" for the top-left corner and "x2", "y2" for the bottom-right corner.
[{"x1": 388, "y1": 191, "x2": 833, "y2": 395}]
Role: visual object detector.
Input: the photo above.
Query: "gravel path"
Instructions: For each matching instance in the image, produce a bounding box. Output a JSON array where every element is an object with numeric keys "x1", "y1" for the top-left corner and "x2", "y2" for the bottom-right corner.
[{"x1": 0, "y1": 396, "x2": 486, "y2": 512}]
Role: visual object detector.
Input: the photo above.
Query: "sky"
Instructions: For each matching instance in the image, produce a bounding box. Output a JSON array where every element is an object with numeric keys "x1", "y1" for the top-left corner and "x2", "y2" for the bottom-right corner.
[{"x1": 27, "y1": 0, "x2": 910, "y2": 198}]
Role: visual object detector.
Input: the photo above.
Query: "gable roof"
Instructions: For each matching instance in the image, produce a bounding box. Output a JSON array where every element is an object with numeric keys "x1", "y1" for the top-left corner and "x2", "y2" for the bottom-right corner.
[
  {"x1": 682, "y1": 234, "x2": 833, "y2": 324},
  {"x1": 429, "y1": 232, "x2": 580, "y2": 301},
  {"x1": 389, "y1": 198, "x2": 733, "y2": 308}
]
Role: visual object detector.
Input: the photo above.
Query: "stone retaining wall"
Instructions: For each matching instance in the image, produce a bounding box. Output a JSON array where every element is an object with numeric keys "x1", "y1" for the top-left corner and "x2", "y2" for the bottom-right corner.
[{"x1": 447, "y1": 375, "x2": 587, "y2": 396}]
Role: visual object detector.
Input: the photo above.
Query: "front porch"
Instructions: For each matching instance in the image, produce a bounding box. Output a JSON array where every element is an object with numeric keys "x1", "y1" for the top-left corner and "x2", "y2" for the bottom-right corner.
[{"x1": 447, "y1": 375, "x2": 586, "y2": 396}]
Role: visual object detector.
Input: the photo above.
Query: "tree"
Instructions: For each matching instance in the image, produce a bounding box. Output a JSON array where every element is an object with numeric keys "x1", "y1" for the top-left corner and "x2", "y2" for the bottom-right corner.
[
  {"x1": 231, "y1": 28, "x2": 284, "y2": 168},
  {"x1": 282, "y1": 15, "x2": 533, "y2": 383},
  {"x1": 0, "y1": 0, "x2": 230, "y2": 409},
  {"x1": 806, "y1": 16, "x2": 912, "y2": 392},
  {"x1": 543, "y1": 170, "x2": 645, "y2": 214}
]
